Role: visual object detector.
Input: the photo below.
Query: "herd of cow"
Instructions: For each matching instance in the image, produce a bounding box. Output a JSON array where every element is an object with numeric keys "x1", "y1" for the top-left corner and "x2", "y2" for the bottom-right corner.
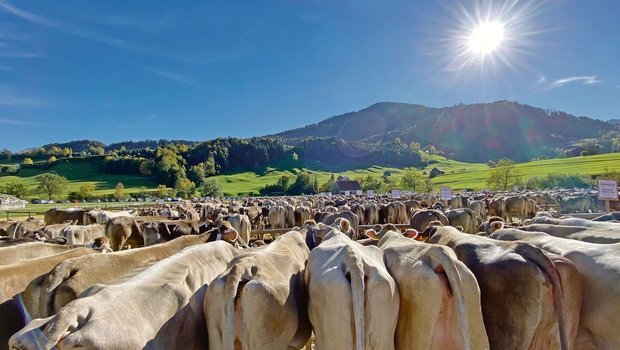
[{"x1": 1, "y1": 189, "x2": 620, "y2": 349}]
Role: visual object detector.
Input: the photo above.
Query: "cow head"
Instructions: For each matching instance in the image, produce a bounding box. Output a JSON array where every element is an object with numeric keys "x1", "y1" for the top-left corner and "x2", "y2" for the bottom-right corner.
[{"x1": 140, "y1": 222, "x2": 170, "y2": 246}]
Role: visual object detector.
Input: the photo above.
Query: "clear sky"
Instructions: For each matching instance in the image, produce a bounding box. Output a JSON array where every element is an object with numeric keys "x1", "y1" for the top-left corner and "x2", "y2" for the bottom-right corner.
[{"x1": 1, "y1": 0, "x2": 618, "y2": 151}]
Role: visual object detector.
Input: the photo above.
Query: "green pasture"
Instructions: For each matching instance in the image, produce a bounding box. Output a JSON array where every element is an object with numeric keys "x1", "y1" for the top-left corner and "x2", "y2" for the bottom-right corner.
[{"x1": 2, "y1": 152, "x2": 619, "y2": 198}]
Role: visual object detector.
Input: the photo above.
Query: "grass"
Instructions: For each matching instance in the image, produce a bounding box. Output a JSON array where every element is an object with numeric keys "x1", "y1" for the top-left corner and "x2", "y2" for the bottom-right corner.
[
  {"x1": 0, "y1": 158, "x2": 157, "y2": 198},
  {"x1": 0, "y1": 201, "x2": 157, "y2": 220},
  {"x1": 2, "y1": 152, "x2": 619, "y2": 198}
]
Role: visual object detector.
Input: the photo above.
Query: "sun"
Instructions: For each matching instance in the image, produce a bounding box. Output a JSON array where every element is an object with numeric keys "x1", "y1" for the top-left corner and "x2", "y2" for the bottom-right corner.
[{"x1": 467, "y1": 21, "x2": 505, "y2": 55}]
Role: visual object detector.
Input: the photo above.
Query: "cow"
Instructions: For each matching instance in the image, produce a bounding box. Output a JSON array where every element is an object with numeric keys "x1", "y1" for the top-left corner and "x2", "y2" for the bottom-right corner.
[
  {"x1": 490, "y1": 228, "x2": 620, "y2": 350},
  {"x1": 6, "y1": 220, "x2": 45, "y2": 240},
  {"x1": 205, "y1": 229, "x2": 312, "y2": 349},
  {"x1": 10, "y1": 240, "x2": 239, "y2": 350},
  {"x1": 223, "y1": 213, "x2": 251, "y2": 245},
  {"x1": 294, "y1": 205, "x2": 313, "y2": 226},
  {"x1": 444, "y1": 208, "x2": 477, "y2": 234},
  {"x1": 486, "y1": 197, "x2": 506, "y2": 220},
  {"x1": 427, "y1": 226, "x2": 572, "y2": 350},
  {"x1": 504, "y1": 196, "x2": 528, "y2": 224},
  {"x1": 0, "y1": 248, "x2": 95, "y2": 350},
  {"x1": 304, "y1": 223, "x2": 399, "y2": 350},
  {"x1": 43, "y1": 208, "x2": 87, "y2": 225},
  {"x1": 410, "y1": 209, "x2": 449, "y2": 233},
  {"x1": 477, "y1": 216, "x2": 505, "y2": 236},
  {"x1": 105, "y1": 216, "x2": 143, "y2": 251},
  {"x1": 366, "y1": 225, "x2": 489, "y2": 350},
  {"x1": 139, "y1": 220, "x2": 201, "y2": 246},
  {"x1": 38, "y1": 223, "x2": 70, "y2": 240},
  {"x1": 528, "y1": 216, "x2": 620, "y2": 231},
  {"x1": 60, "y1": 224, "x2": 106, "y2": 245},
  {"x1": 0, "y1": 242, "x2": 80, "y2": 266},
  {"x1": 558, "y1": 196, "x2": 592, "y2": 213},
  {"x1": 467, "y1": 199, "x2": 486, "y2": 225},
  {"x1": 27, "y1": 228, "x2": 239, "y2": 319},
  {"x1": 269, "y1": 205, "x2": 287, "y2": 229},
  {"x1": 364, "y1": 203, "x2": 380, "y2": 225},
  {"x1": 519, "y1": 223, "x2": 620, "y2": 244},
  {"x1": 317, "y1": 210, "x2": 360, "y2": 240}
]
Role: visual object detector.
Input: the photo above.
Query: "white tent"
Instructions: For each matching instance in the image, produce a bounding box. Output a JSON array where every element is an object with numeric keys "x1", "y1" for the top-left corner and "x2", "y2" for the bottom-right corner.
[{"x1": 0, "y1": 194, "x2": 27, "y2": 210}]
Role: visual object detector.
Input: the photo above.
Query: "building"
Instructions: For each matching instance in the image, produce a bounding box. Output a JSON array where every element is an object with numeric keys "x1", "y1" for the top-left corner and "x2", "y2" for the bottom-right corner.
[
  {"x1": 0, "y1": 194, "x2": 27, "y2": 210},
  {"x1": 333, "y1": 180, "x2": 362, "y2": 194}
]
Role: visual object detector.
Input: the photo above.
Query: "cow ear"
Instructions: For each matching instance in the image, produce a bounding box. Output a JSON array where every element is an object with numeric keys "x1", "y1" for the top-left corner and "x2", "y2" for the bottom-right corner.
[
  {"x1": 365, "y1": 229, "x2": 380, "y2": 240},
  {"x1": 224, "y1": 228, "x2": 239, "y2": 242},
  {"x1": 456, "y1": 226, "x2": 464, "y2": 232},
  {"x1": 491, "y1": 221, "x2": 504, "y2": 231},
  {"x1": 403, "y1": 229, "x2": 418, "y2": 239}
]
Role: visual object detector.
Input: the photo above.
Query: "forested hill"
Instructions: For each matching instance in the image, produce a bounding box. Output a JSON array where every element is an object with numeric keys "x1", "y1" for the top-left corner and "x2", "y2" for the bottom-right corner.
[{"x1": 273, "y1": 101, "x2": 618, "y2": 162}]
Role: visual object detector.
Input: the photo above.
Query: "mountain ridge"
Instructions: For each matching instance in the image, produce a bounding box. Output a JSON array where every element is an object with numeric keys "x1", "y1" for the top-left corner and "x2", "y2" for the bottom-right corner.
[{"x1": 271, "y1": 100, "x2": 617, "y2": 162}]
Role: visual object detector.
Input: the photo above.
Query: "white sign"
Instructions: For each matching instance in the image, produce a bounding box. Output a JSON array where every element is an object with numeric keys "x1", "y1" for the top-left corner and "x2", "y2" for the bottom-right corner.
[
  {"x1": 598, "y1": 179, "x2": 619, "y2": 200},
  {"x1": 367, "y1": 190, "x2": 375, "y2": 198},
  {"x1": 391, "y1": 189, "x2": 401, "y2": 199},
  {"x1": 356, "y1": 190, "x2": 363, "y2": 195},
  {"x1": 513, "y1": 185, "x2": 519, "y2": 192},
  {"x1": 440, "y1": 187, "x2": 453, "y2": 200},
  {"x1": 344, "y1": 191, "x2": 350, "y2": 196}
]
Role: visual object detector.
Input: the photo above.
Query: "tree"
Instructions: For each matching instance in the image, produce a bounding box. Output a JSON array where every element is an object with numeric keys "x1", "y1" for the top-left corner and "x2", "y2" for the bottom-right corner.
[
  {"x1": 174, "y1": 177, "x2": 196, "y2": 199},
  {"x1": 421, "y1": 178, "x2": 433, "y2": 193},
  {"x1": 156, "y1": 184, "x2": 171, "y2": 198},
  {"x1": 1, "y1": 179, "x2": 29, "y2": 198},
  {"x1": 321, "y1": 174, "x2": 336, "y2": 193},
  {"x1": 114, "y1": 182, "x2": 126, "y2": 200},
  {"x1": 360, "y1": 175, "x2": 383, "y2": 191},
  {"x1": 22, "y1": 158, "x2": 34, "y2": 165},
  {"x1": 199, "y1": 178, "x2": 223, "y2": 197},
  {"x1": 399, "y1": 167, "x2": 424, "y2": 191},
  {"x1": 36, "y1": 173, "x2": 67, "y2": 199},
  {"x1": 47, "y1": 156, "x2": 57, "y2": 163},
  {"x1": 78, "y1": 183, "x2": 95, "y2": 199},
  {"x1": 188, "y1": 163, "x2": 207, "y2": 184},
  {"x1": 486, "y1": 158, "x2": 521, "y2": 190},
  {"x1": 139, "y1": 159, "x2": 155, "y2": 176}
]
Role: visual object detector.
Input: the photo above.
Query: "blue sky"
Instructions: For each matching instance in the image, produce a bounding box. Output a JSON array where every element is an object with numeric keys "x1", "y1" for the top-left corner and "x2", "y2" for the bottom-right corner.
[{"x1": 0, "y1": 0, "x2": 618, "y2": 151}]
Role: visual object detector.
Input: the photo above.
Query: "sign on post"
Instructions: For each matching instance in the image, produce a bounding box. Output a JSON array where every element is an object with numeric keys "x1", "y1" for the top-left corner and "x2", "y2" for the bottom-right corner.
[
  {"x1": 598, "y1": 179, "x2": 618, "y2": 200},
  {"x1": 367, "y1": 190, "x2": 375, "y2": 198},
  {"x1": 598, "y1": 178, "x2": 618, "y2": 213},
  {"x1": 440, "y1": 187, "x2": 453, "y2": 200},
  {"x1": 391, "y1": 189, "x2": 401, "y2": 199}
]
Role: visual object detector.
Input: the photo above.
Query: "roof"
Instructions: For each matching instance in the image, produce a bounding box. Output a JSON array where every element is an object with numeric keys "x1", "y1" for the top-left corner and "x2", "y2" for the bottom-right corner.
[{"x1": 335, "y1": 180, "x2": 362, "y2": 191}]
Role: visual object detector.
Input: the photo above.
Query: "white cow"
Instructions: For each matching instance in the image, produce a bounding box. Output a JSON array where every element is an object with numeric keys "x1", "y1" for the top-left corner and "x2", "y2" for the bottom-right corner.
[
  {"x1": 10, "y1": 241, "x2": 238, "y2": 350},
  {"x1": 205, "y1": 229, "x2": 311, "y2": 349},
  {"x1": 305, "y1": 223, "x2": 399, "y2": 350},
  {"x1": 367, "y1": 226, "x2": 489, "y2": 350}
]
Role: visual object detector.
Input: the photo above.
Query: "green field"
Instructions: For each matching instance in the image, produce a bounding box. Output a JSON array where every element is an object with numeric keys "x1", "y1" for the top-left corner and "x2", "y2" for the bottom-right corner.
[
  {"x1": 1, "y1": 152, "x2": 619, "y2": 198},
  {"x1": 0, "y1": 159, "x2": 157, "y2": 198},
  {"x1": 0, "y1": 201, "x2": 157, "y2": 220}
]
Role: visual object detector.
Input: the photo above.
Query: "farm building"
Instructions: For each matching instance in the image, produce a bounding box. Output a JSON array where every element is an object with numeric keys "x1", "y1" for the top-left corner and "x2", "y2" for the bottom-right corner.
[
  {"x1": 333, "y1": 180, "x2": 362, "y2": 194},
  {"x1": 0, "y1": 194, "x2": 27, "y2": 210}
]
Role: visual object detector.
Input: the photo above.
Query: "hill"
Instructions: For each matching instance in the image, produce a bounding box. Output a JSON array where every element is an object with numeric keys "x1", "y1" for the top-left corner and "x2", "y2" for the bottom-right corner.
[{"x1": 273, "y1": 101, "x2": 617, "y2": 162}]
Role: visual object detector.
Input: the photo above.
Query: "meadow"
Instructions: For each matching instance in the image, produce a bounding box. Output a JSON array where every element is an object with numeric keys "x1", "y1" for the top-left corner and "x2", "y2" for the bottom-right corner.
[{"x1": 1, "y1": 152, "x2": 619, "y2": 199}]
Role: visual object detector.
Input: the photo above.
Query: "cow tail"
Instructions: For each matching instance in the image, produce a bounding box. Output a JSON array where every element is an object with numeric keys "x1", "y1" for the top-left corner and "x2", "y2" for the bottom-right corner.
[
  {"x1": 467, "y1": 209, "x2": 477, "y2": 234},
  {"x1": 223, "y1": 265, "x2": 244, "y2": 350},
  {"x1": 514, "y1": 243, "x2": 569, "y2": 350},
  {"x1": 428, "y1": 248, "x2": 471, "y2": 350},
  {"x1": 343, "y1": 247, "x2": 365, "y2": 350},
  {"x1": 40, "y1": 263, "x2": 72, "y2": 317}
]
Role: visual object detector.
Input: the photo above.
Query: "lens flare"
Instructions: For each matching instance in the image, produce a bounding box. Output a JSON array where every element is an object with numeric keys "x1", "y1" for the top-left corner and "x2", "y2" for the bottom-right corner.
[{"x1": 468, "y1": 21, "x2": 505, "y2": 55}]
